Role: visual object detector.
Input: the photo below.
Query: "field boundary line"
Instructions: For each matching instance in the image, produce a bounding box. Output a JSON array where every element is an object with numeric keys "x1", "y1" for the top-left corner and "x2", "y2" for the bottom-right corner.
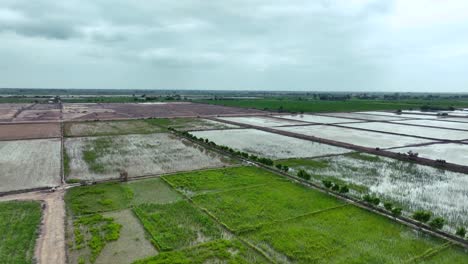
[
  {"x1": 160, "y1": 176, "x2": 277, "y2": 264},
  {"x1": 404, "y1": 242, "x2": 452, "y2": 263}
]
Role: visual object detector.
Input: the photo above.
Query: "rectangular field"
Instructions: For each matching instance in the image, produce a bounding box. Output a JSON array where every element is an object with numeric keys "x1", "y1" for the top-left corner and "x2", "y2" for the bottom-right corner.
[
  {"x1": 341, "y1": 122, "x2": 468, "y2": 140},
  {"x1": 163, "y1": 166, "x2": 468, "y2": 263},
  {"x1": 279, "y1": 153, "x2": 468, "y2": 230},
  {"x1": 217, "y1": 116, "x2": 305, "y2": 127},
  {"x1": 0, "y1": 138, "x2": 61, "y2": 192},
  {"x1": 390, "y1": 143, "x2": 468, "y2": 166},
  {"x1": 275, "y1": 125, "x2": 435, "y2": 149},
  {"x1": 319, "y1": 112, "x2": 408, "y2": 121},
  {"x1": 356, "y1": 111, "x2": 443, "y2": 120},
  {"x1": 191, "y1": 128, "x2": 351, "y2": 159},
  {"x1": 393, "y1": 119, "x2": 468, "y2": 131},
  {"x1": 64, "y1": 120, "x2": 165, "y2": 137},
  {"x1": 64, "y1": 133, "x2": 233, "y2": 181},
  {"x1": 0, "y1": 123, "x2": 60, "y2": 140},
  {"x1": 276, "y1": 114, "x2": 364, "y2": 124},
  {"x1": 0, "y1": 201, "x2": 42, "y2": 264}
]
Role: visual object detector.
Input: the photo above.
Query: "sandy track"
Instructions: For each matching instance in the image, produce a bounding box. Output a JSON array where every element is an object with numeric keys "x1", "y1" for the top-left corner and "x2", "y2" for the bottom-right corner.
[{"x1": 0, "y1": 189, "x2": 66, "y2": 264}]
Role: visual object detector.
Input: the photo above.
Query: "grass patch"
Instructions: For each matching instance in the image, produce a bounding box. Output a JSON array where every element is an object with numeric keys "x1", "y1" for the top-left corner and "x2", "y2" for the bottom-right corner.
[
  {"x1": 72, "y1": 214, "x2": 122, "y2": 264},
  {"x1": 346, "y1": 152, "x2": 382, "y2": 162},
  {"x1": 245, "y1": 205, "x2": 467, "y2": 263},
  {"x1": 82, "y1": 137, "x2": 114, "y2": 173},
  {"x1": 163, "y1": 166, "x2": 288, "y2": 196},
  {"x1": 133, "y1": 239, "x2": 268, "y2": 264},
  {"x1": 133, "y1": 200, "x2": 222, "y2": 251},
  {"x1": 66, "y1": 178, "x2": 181, "y2": 215},
  {"x1": 64, "y1": 148, "x2": 71, "y2": 176},
  {"x1": 277, "y1": 158, "x2": 329, "y2": 169},
  {"x1": 0, "y1": 201, "x2": 42, "y2": 264}
]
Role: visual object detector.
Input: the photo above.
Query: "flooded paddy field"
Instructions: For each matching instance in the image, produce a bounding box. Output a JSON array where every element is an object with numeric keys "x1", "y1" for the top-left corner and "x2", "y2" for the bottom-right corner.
[
  {"x1": 279, "y1": 153, "x2": 468, "y2": 231},
  {"x1": 64, "y1": 133, "x2": 233, "y2": 181},
  {"x1": 275, "y1": 114, "x2": 363, "y2": 124},
  {"x1": 217, "y1": 116, "x2": 305, "y2": 127},
  {"x1": 390, "y1": 143, "x2": 468, "y2": 166},
  {"x1": 274, "y1": 125, "x2": 436, "y2": 148},
  {"x1": 191, "y1": 128, "x2": 351, "y2": 159},
  {"x1": 392, "y1": 119, "x2": 468, "y2": 131},
  {"x1": 0, "y1": 123, "x2": 61, "y2": 140},
  {"x1": 356, "y1": 111, "x2": 445, "y2": 120},
  {"x1": 341, "y1": 122, "x2": 468, "y2": 140},
  {"x1": 0, "y1": 138, "x2": 61, "y2": 192},
  {"x1": 318, "y1": 112, "x2": 408, "y2": 121}
]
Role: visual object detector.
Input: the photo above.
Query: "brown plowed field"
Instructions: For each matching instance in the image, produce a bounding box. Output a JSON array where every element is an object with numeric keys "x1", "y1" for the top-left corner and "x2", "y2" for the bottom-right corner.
[{"x1": 0, "y1": 123, "x2": 61, "y2": 140}]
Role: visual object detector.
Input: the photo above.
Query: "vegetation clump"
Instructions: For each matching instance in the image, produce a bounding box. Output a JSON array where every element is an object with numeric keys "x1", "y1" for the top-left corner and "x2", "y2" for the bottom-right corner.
[
  {"x1": 363, "y1": 194, "x2": 380, "y2": 206},
  {"x1": 429, "y1": 217, "x2": 445, "y2": 230},
  {"x1": 456, "y1": 227, "x2": 466, "y2": 238},
  {"x1": 412, "y1": 210, "x2": 432, "y2": 223},
  {"x1": 297, "y1": 169, "x2": 311, "y2": 180}
]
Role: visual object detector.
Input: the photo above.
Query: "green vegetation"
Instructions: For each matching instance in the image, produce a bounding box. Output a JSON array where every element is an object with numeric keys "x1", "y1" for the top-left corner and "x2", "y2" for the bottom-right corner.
[
  {"x1": 64, "y1": 148, "x2": 71, "y2": 176},
  {"x1": 66, "y1": 178, "x2": 181, "y2": 215},
  {"x1": 133, "y1": 239, "x2": 267, "y2": 264},
  {"x1": 0, "y1": 201, "x2": 42, "y2": 264},
  {"x1": 429, "y1": 217, "x2": 445, "y2": 230},
  {"x1": 64, "y1": 120, "x2": 166, "y2": 137},
  {"x1": 198, "y1": 98, "x2": 468, "y2": 113},
  {"x1": 277, "y1": 158, "x2": 329, "y2": 169},
  {"x1": 456, "y1": 227, "x2": 466, "y2": 238},
  {"x1": 297, "y1": 169, "x2": 311, "y2": 180},
  {"x1": 82, "y1": 137, "x2": 114, "y2": 173},
  {"x1": 134, "y1": 200, "x2": 222, "y2": 251},
  {"x1": 73, "y1": 214, "x2": 122, "y2": 263},
  {"x1": 413, "y1": 210, "x2": 432, "y2": 223},
  {"x1": 345, "y1": 152, "x2": 382, "y2": 162}
]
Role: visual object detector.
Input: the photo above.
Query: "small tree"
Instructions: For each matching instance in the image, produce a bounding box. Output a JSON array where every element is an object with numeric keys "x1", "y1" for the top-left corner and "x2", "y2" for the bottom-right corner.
[
  {"x1": 275, "y1": 164, "x2": 283, "y2": 170},
  {"x1": 119, "y1": 170, "x2": 128, "y2": 182},
  {"x1": 456, "y1": 227, "x2": 466, "y2": 238},
  {"x1": 429, "y1": 217, "x2": 445, "y2": 230},
  {"x1": 282, "y1": 165, "x2": 289, "y2": 172},
  {"x1": 363, "y1": 194, "x2": 380, "y2": 206},
  {"x1": 384, "y1": 202, "x2": 393, "y2": 211},
  {"x1": 412, "y1": 210, "x2": 432, "y2": 223},
  {"x1": 339, "y1": 185, "x2": 349, "y2": 194},
  {"x1": 391, "y1": 207, "x2": 402, "y2": 217},
  {"x1": 297, "y1": 169, "x2": 311, "y2": 180},
  {"x1": 331, "y1": 184, "x2": 340, "y2": 191},
  {"x1": 322, "y1": 180, "x2": 333, "y2": 189}
]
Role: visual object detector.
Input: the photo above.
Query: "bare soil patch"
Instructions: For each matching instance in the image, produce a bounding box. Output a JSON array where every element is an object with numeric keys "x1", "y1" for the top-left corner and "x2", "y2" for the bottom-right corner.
[{"x1": 0, "y1": 123, "x2": 61, "y2": 140}]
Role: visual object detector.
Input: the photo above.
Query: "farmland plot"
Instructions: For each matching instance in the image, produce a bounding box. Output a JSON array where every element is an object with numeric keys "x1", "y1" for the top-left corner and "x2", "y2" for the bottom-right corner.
[
  {"x1": 390, "y1": 143, "x2": 468, "y2": 166},
  {"x1": 0, "y1": 123, "x2": 61, "y2": 140},
  {"x1": 147, "y1": 117, "x2": 239, "y2": 131},
  {"x1": 217, "y1": 116, "x2": 305, "y2": 127},
  {"x1": 191, "y1": 129, "x2": 351, "y2": 160},
  {"x1": 64, "y1": 133, "x2": 232, "y2": 181},
  {"x1": 64, "y1": 120, "x2": 165, "y2": 137},
  {"x1": 276, "y1": 114, "x2": 363, "y2": 124},
  {"x1": 164, "y1": 166, "x2": 468, "y2": 263},
  {"x1": 0, "y1": 138, "x2": 61, "y2": 192},
  {"x1": 0, "y1": 201, "x2": 42, "y2": 264},
  {"x1": 275, "y1": 125, "x2": 435, "y2": 148},
  {"x1": 356, "y1": 111, "x2": 443, "y2": 120},
  {"x1": 341, "y1": 122, "x2": 468, "y2": 140},
  {"x1": 392, "y1": 119, "x2": 468, "y2": 131},
  {"x1": 280, "y1": 153, "x2": 468, "y2": 230},
  {"x1": 319, "y1": 112, "x2": 407, "y2": 121}
]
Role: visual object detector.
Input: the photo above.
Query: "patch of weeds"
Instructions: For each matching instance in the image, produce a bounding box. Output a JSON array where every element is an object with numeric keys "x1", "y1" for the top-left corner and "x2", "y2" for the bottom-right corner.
[{"x1": 346, "y1": 152, "x2": 382, "y2": 162}]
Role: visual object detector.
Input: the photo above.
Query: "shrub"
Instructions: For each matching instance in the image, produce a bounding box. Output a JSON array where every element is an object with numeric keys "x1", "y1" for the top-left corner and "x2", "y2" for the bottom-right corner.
[
  {"x1": 282, "y1": 165, "x2": 289, "y2": 172},
  {"x1": 456, "y1": 227, "x2": 466, "y2": 238},
  {"x1": 258, "y1": 157, "x2": 274, "y2": 166},
  {"x1": 297, "y1": 169, "x2": 311, "y2": 180},
  {"x1": 331, "y1": 184, "x2": 340, "y2": 191},
  {"x1": 391, "y1": 207, "x2": 402, "y2": 217},
  {"x1": 322, "y1": 180, "x2": 333, "y2": 189},
  {"x1": 384, "y1": 202, "x2": 393, "y2": 211},
  {"x1": 275, "y1": 164, "x2": 283, "y2": 170},
  {"x1": 412, "y1": 210, "x2": 432, "y2": 223},
  {"x1": 363, "y1": 194, "x2": 380, "y2": 206},
  {"x1": 339, "y1": 185, "x2": 349, "y2": 194},
  {"x1": 429, "y1": 217, "x2": 445, "y2": 230}
]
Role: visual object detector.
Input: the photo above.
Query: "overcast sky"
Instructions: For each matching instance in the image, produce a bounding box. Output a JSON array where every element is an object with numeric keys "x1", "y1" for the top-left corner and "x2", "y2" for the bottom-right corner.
[{"x1": 1, "y1": 0, "x2": 467, "y2": 92}]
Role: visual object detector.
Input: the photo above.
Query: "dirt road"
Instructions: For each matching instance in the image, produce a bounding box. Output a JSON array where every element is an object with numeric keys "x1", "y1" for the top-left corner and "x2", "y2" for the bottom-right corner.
[{"x1": 0, "y1": 189, "x2": 66, "y2": 264}]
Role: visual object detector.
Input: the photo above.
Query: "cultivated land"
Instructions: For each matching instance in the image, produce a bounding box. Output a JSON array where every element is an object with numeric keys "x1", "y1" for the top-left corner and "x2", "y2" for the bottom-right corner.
[
  {"x1": 64, "y1": 133, "x2": 233, "y2": 181},
  {"x1": 391, "y1": 143, "x2": 468, "y2": 166},
  {"x1": 275, "y1": 124, "x2": 435, "y2": 148},
  {"x1": 0, "y1": 138, "x2": 61, "y2": 192},
  {"x1": 341, "y1": 122, "x2": 468, "y2": 140},
  {"x1": 276, "y1": 114, "x2": 364, "y2": 124},
  {"x1": 2, "y1": 97, "x2": 468, "y2": 264},
  {"x1": 191, "y1": 128, "x2": 351, "y2": 160},
  {"x1": 0, "y1": 123, "x2": 61, "y2": 140},
  {"x1": 393, "y1": 119, "x2": 468, "y2": 131},
  {"x1": 0, "y1": 201, "x2": 42, "y2": 264},
  {"x1": 278, "y1": 152, "x2": 468, "y2": 230},
  {"x1": 218, "y1": 116, "x2": 305, "y2": 127}
]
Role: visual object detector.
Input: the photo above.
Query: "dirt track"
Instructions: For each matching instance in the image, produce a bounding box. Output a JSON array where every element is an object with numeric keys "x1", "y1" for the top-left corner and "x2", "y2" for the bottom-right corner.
[{"x1": 0, "y1": 189, "x2": 66, "y2": 264}]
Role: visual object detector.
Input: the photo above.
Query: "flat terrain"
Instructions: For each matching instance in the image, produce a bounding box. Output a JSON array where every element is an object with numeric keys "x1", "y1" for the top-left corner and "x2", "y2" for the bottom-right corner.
[
  {"x1": 276, "y1": 114, "x2": 365, "y2": 124},
  {"x1": 191, "y1": 128, "x2": 351, "y2": 159},
  {"x1": 0, "y1": 123, "x2": 60, "y2": 140},
  {"x1": 275, "y1": 125, "x2": 435, "y2": 148},
  {"x1": 218, "y1": 116, "x2": 305, "y2": 127},
  {"x1": 391, "y1": 143, "x2": 468, "y2": 165},
  {"x1": 320, "y1": 112, "x2": 409, "y2": 121},
  {"x1": 278, "y1": 153, "x2": 468, "y2": 230},
  {"x1": 0, "y1": 138, "x2": 61, "y2": 192},
  {"x1": 64, "y1": 120, "x2": 166, "y2": 137},
  {"x1": 64, "y1": 133, "x2": 233, "y2": 181},
  {"x1": 393, "y1": 119, "x2": 468, "y2": 131},
  {"x1": 0, "y1": 201, "x2": 42, "y2": 264}
]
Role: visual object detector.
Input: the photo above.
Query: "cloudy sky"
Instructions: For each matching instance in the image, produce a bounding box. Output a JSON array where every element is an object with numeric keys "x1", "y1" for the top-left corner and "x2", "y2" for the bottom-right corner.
[{"x1": 1, "y1": 0, "x2": 467, "y2": 92}]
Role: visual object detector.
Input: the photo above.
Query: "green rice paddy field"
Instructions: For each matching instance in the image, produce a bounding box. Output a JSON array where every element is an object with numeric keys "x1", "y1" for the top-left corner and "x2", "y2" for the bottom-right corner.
[{"x1": 65, "y1": 166, "x2": 468, "y2": 264}]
